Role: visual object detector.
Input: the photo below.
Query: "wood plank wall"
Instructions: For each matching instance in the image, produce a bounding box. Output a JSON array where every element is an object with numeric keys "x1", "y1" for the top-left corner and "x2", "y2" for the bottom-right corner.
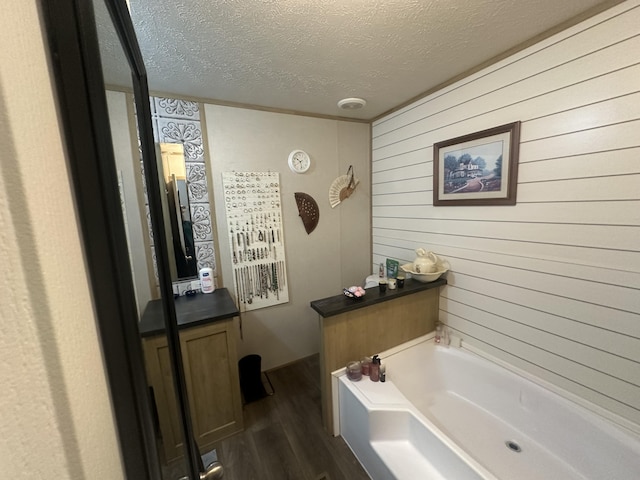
[{"x1": 371, "y1": 0, "x2": 640, "y2": 429}]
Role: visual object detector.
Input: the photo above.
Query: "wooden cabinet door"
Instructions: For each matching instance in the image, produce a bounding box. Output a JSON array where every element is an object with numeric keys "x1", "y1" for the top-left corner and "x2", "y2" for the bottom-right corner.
[
  {"x1": 143, "y1": 319, "x2": 243, "y2": 462},
  {"x1": 180, "y1": 320, "x2": 243, "y2": 451},
  {"x1": 143, "y1": 335, "x2": 185, "y2": 462}
]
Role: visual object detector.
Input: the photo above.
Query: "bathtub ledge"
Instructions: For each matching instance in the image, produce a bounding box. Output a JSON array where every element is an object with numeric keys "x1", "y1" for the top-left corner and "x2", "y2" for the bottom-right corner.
[{"x1": 339, "y1": 376, "x2": 496, "y2": 480}]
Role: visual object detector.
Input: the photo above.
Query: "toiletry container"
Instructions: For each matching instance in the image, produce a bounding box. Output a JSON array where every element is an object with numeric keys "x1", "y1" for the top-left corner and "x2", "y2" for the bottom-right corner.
[
  {"x1": 370, "y1": 355, "x2": 381, "y2": 382},
  {"x1": 199, "y1": 267, "x2": 215, "y2": 293},
  {"x1": 346, "y1": 361, "x2": 362, "y2": 381},
  {"x1": 361, "y1": 356, "x2": 372, "y2": 376}
]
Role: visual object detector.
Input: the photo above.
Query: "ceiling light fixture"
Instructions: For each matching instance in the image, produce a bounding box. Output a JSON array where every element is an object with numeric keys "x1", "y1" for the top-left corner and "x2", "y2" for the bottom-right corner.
[{"x1": 337, "y1": 97, "x2": 367, "y2": 110}]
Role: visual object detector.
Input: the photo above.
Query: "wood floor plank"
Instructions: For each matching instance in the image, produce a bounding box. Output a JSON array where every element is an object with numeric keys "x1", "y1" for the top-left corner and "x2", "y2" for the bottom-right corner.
[
  {"x1": 262, "y1": 355, "x2": 370, "y2": 480},
  {"x1": 273, "y1": 385, "x2": 342, "y2": 478},
  {"x1": 251, "y1": 420, "x2": 309, "y2": 480},
  {"x1": 218, "y1": 433, "x2": 262, "y2": 480},
  {"x1": 225, "y1": 355, "x2": 368, "y2": 480},
  {"x1": 164, "y1": 354, "x2": 370, "y2": 480}
]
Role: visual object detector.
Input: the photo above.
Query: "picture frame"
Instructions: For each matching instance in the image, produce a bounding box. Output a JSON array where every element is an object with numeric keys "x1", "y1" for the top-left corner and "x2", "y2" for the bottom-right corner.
[
  {"x1": 433, "y1": 121, "x2": 521, "y2": 206},
  {"x1": 386, "y1": 258, "x2": 399, "y2": 279}
]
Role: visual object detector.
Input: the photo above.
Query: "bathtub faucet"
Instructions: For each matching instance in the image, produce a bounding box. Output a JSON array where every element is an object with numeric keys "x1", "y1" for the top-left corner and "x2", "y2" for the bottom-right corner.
[
  {"x1": 435, "y1": 322, "x2": 449, "y2": 345},
  {"x1": 436, "y1": 322, "x2": 460, "y2": 347}
]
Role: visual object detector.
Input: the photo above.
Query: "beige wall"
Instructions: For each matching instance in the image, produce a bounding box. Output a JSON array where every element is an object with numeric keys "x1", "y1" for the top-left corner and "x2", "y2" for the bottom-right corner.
[
  {"x1": 205, "y1": 105, "x2": 371, "y2": 370},
  {"x1": 0, "y1": 2, "x2": 124, "y2": 478},
  {"x1": 107, "y1": 91, "x2": 154, "y2": 316},
  {"x1": 104, "y1": 96, "x2": 371, "y2": 371},
  {"x1": 371, "y1": 0, "x2": 640, "y2": 430}
]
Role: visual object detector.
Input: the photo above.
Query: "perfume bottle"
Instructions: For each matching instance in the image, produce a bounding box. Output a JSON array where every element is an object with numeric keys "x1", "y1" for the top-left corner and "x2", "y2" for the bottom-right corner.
[{"x1": 370, "y1": 355, "x2": 381, "y2": 382}]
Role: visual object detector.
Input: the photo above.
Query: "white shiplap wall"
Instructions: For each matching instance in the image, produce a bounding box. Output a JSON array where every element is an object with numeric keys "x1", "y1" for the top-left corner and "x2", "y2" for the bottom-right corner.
[{"x1": 371, "y1": 0, "x2": 640, "y2": 429}]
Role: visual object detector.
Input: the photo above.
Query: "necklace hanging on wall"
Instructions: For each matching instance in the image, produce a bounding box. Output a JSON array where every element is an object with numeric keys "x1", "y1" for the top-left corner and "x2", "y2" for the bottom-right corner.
[
  {"x1": 294, "y1": 192, "x2": 319, "y2": 234},
  {"x1": 222, "y1": 171, "x2": 289, "y2": 312}
]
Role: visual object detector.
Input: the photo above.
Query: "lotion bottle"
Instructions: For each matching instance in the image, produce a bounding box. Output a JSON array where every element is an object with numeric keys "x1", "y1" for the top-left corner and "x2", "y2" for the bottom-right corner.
[
  {"x1": 199, "y1": 267, "x2": 215, "y2": 294},
  {"x1": 370, "y1": 355, "x2": 381, "y2": 382}
]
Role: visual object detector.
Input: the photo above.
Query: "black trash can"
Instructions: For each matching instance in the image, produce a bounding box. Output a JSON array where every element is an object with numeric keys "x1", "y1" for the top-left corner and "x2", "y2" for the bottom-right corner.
[{"x1": 238, "y1": 354, "x2": 268, "y2": 403}]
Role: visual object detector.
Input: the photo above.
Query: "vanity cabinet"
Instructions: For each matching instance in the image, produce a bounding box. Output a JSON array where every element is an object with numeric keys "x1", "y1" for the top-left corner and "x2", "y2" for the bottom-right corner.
[{"x1": 140, "y1": 290, "x2": 244, "y2": 463}]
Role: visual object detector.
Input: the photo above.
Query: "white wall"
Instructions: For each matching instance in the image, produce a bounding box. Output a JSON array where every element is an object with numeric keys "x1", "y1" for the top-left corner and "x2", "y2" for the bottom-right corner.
[
  {"x1": 205, "y1": 105, "x2": 371, "y2": 370},
  {"x1": 371, "y1": 0, "x2": 640, "y2": 429},
  {"x1": 0, "y1": 1, "x2": 124, "y2": 478}
]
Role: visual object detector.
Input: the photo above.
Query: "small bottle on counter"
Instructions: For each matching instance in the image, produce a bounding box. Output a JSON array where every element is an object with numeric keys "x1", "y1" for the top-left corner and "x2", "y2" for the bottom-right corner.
[
  {"x1": 361, "y1": 356, "x2": 372, "y2": 376},
  {"x1": 199, "y1": 267, "x2": 215, "y2": 294},
  {"x1": 370, "y1": 355, "x2": 381, "y2": 382},
  {"x1": 380, "y1": 364, "x2": 386, "y2": 383}
]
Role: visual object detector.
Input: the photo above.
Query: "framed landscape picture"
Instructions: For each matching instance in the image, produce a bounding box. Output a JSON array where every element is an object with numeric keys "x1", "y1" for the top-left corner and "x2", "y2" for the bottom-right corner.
[{"x1": 433, "y1": 121, "x2": 521, "y2": 206}]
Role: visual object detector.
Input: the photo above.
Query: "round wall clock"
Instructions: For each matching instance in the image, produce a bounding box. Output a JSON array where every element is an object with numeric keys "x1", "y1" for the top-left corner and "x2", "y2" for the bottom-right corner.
[{"x1": 288, "y1": 150, "x2": 311, "y2": 174}]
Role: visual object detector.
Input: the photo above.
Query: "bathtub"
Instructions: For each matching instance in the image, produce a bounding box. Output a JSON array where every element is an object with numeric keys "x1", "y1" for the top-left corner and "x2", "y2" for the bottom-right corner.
[{"x1": 335, "y1": 334, "x2": 640, "y2": 480}]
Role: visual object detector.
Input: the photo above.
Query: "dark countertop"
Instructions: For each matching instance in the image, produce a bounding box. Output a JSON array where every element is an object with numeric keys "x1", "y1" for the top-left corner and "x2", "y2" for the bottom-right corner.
[
  {"x1": 310, "y1": 277, "x2": 447, "y2": 318},
  {"x1": 139, "y1": 288, "x2": 239, "y2": 337}
]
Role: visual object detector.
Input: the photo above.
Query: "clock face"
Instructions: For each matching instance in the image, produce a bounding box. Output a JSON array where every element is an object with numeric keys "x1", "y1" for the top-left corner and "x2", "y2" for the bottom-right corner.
[{"x1": 288, "y1": 150, "x2": 311, "y2": 173}]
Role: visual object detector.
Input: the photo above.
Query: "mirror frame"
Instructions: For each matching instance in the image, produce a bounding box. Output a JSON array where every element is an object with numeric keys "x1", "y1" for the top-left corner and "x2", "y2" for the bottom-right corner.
[{"x1": 40, "y1": 0, "x2": 201, "y2": 477}]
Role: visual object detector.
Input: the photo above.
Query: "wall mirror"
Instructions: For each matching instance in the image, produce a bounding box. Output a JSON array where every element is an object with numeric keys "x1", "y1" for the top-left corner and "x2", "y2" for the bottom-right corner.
[
  {"x1": 144, "y1": 101, "x2": 218, "y2": 288},
  {"x1": 160, "y1": 142, "x2": 198, "y2": 279},
  {"x1": 95, "y1": 2, "x2": 226, "y2": 478},
  {"x1": 42, "y1": 0, "x2": 206, "y2": 477},
  {"x1": 95, "y1": 0, "x2": 202, "y2": 477}
]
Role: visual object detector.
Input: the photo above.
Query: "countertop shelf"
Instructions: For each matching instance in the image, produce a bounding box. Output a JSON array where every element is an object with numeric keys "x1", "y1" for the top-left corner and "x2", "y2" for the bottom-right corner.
[
  {"x1": 310, "y1": 277, "x2": 446, "y2": 318},
  {"x1": 139, "y1": 288, "x2": 239, "y2": 337}
]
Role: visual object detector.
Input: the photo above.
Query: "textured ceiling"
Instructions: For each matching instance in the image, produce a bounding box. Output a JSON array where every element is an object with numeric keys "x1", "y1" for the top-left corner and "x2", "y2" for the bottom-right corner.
[{"x1": 116, "y1": 0, "x2": 613, "y2": 120}]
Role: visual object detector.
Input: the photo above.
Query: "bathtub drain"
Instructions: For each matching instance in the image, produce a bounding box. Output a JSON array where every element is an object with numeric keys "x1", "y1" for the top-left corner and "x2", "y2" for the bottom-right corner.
[{"x1": 505, "y1": 440, "x2": 522, "y2": 453}]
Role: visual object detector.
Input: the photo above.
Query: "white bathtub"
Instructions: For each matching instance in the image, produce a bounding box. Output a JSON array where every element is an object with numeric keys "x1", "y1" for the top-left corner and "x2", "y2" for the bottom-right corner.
[{"x1": 335, "y1": 334, "x2": 640, "y2": 480}]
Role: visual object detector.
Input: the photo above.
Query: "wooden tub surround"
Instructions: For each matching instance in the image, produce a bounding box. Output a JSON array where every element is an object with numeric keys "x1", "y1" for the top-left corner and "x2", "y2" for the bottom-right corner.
[
  {"x1": 139, "y1": 288, "x2": 244, "y2": 462},
  {"x1": 311, "y1": 278, "x2": 446, "y2": 434}
]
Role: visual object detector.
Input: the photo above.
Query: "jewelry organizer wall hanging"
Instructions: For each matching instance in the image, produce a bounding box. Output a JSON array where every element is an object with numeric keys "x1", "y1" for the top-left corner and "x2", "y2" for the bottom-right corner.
[{"x1": 223, "y1": 172, "x2": 289, "y2": 312}]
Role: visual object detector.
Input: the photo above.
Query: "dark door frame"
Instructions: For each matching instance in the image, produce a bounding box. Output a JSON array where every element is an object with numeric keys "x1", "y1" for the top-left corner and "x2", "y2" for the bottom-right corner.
[{"x1": 39, "y1": 0, "x2": 201, "y2": 477}]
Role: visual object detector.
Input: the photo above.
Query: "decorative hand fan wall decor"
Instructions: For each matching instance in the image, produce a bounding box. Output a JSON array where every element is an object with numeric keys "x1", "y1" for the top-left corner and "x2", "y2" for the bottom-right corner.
[
  {"x1": 294, "y1": 192, "x2": 319, "y2": 234},
  {"x1": 329, "y1": 165, "x2": 359, "y2": 208}
]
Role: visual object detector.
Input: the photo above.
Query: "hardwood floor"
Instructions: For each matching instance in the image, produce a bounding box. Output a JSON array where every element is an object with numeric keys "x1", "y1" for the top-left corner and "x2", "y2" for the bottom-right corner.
[
  {"x1": 162, "y1": 354, "x2": 371, "y2": 480},
  {"x1": 213, "y1": 354, "x2": 370, "y2": 480}
]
